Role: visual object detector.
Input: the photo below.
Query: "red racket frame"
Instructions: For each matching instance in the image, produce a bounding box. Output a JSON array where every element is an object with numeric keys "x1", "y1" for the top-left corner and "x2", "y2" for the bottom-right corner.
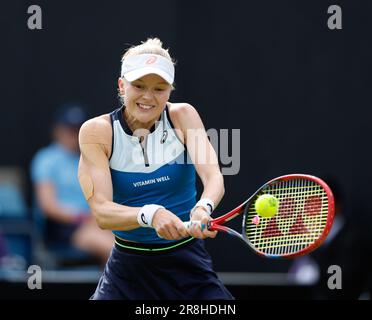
[{"x1": 206, "y1": 174, "x2": 335, "y2": 258}]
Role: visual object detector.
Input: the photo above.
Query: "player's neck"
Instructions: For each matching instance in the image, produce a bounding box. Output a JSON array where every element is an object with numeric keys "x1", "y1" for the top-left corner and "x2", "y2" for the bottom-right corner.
[{"x1": 123, "y1": 108, "x2": 155, "y2": 135}]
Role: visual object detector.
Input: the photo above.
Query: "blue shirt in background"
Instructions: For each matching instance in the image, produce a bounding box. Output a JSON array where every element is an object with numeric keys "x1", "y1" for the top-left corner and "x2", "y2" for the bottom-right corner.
[{"x1": 31, "y1": 143, "x2": 89, "y2": 215}]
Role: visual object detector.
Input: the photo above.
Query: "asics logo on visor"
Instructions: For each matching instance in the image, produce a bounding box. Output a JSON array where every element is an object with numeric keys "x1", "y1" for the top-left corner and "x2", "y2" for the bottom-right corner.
[{"x1": 145, "y1": 56, "x2": 157, "y2": 65}]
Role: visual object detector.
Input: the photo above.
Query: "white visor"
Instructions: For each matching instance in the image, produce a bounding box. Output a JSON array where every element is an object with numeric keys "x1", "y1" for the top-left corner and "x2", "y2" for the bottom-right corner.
[{"x1": 121, "y1": 54, "x2": 175, "y2": 85}]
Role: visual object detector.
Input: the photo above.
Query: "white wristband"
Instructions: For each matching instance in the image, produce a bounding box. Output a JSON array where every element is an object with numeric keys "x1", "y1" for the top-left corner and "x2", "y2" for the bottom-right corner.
[
  {"x1": 137, "y1": 204, "x2": 164, "y2": 228},
  {"x1": 191, "y1": 198, "x2": 215, "y2": 217}
]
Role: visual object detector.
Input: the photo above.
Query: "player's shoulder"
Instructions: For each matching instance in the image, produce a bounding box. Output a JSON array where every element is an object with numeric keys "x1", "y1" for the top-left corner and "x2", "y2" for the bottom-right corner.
[
  {"x1": 79, "y1": 114, "x2": 111, "y2": 144},
  {"x1": 167, "y1": 102, "x2": 200, "y2": 126},
  {"x1": 168, "y1": 102, "x2": 198, "y2": 118},
  {"x1": 167, "y1": 102, "x2": 203, "y2": 130},
  {"x1": 80, "y1": 114, "x2": 111, "y2": 132}
]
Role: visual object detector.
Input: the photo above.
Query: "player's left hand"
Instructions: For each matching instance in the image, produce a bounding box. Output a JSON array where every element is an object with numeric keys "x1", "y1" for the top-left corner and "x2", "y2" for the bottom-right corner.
[{"x1": 188, "y1": 208, "x2": 217, "y2": 239}]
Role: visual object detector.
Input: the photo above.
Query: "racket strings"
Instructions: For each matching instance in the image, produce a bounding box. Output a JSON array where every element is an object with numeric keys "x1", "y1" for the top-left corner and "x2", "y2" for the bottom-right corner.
[{"x1": 245, "y1": 178, "x2": 329, "y2": 256}]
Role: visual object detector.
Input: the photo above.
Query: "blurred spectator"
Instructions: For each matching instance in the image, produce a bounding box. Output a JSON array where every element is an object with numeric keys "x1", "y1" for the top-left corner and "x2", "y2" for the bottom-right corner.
[
  {"x1": 288, "y1": 175, "x2": 372, "y2": 299},
  {"x1": 30, "y1": 103, "x2": 113, "y2": 267}
]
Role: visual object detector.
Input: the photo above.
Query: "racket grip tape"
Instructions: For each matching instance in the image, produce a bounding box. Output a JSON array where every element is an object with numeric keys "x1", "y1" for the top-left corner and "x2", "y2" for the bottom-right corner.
[{"x1": 183, "y1": 221, "x2": 206, "y2": 231}]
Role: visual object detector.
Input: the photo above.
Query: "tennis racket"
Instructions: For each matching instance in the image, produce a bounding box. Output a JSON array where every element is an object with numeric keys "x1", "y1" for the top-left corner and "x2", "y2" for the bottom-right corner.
[{"x1": 184, "y1": 174, "x2": 335, "y2": 258}]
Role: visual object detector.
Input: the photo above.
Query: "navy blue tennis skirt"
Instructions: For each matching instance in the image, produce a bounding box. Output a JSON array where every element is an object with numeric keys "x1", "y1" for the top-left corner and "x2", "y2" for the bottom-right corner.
[{"x1": 90, "y1": 237, "x2": 234, "y2": 300}]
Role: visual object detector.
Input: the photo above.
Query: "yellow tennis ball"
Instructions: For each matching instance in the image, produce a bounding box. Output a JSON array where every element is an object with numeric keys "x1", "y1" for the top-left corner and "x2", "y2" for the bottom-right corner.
[{"x1": 255, "y1": 194, "x2": 279, "y2": 218}]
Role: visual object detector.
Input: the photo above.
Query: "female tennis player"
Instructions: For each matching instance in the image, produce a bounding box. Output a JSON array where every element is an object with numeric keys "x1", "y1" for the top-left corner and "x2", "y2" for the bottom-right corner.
[{"x1": 78, "y1": 38, "x2": 234, "y2": 299}]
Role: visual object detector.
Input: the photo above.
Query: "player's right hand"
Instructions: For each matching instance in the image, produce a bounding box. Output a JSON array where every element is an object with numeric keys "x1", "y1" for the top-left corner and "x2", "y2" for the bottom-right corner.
[{"x1": 152, "y1": 208, "x2": 189, "y2": 240}]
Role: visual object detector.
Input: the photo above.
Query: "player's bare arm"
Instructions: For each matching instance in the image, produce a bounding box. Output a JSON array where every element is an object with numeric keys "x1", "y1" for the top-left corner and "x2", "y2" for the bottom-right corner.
[{"x1": 78, "y1": 116, "x2": 141, "y2": 231}]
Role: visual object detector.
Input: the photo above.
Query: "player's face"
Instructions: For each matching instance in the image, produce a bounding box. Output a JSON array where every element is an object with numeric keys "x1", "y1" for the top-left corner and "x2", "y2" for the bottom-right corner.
[{"x1": 119, "y1": 74, "x2": 172, "y2": 125}]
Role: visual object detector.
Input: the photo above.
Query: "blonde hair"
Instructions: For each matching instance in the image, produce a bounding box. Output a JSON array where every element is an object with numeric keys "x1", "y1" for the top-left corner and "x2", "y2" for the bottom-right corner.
[
  {"x1": 122, "y1": 38, "x2": 174, "y2": 63},
  {"x1": 118, "y1": 38, "x2": 175, "y2": 103}
]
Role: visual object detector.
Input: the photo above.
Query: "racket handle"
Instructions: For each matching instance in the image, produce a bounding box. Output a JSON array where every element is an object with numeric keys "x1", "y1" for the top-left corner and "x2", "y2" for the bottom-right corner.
[{"x1": 183, "y1": 220, "x2": 206, "y2": 231}]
